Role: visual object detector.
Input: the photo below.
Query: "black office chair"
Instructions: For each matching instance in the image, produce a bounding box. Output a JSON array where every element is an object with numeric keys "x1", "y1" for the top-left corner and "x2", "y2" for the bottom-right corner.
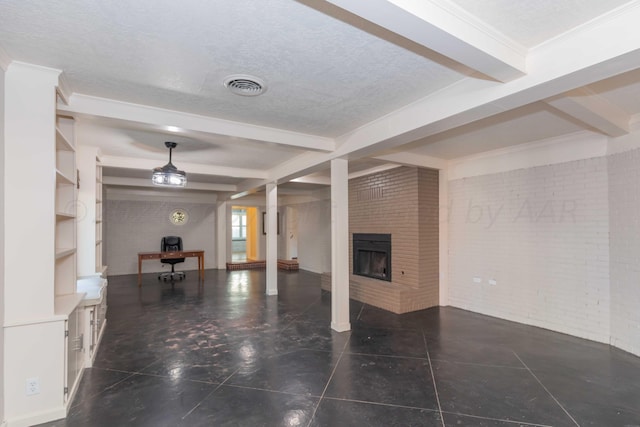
[{"x1": 158, "y1": 236, "x2": 185, "y2": 281}]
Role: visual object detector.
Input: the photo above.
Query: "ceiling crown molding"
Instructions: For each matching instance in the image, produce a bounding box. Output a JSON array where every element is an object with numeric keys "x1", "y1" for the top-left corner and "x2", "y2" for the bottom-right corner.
[
  {"x1": 0, "y1": 44, "x2": 11, "y2": 71},
  {"x1": 56, "y1": 72, "x2": 73, "y2": 105},
  {"x1": 427, "y1": 0, "x2": 528, "y2": 57}
]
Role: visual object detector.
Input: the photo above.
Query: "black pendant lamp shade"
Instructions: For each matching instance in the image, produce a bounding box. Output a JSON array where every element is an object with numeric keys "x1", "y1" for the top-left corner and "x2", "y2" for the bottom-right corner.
[{"x1": 152, "y1": 141, "x2": 187, "y2": 187}]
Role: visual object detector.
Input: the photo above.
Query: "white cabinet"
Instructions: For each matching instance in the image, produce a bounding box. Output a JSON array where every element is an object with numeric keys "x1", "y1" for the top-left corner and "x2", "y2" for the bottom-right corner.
[
  {"x1": 65, "y1": 306, "x2": 85, "y2": 401},
  {"x1": 78, "y1": 275, "x2": 108, "y2": 367}
]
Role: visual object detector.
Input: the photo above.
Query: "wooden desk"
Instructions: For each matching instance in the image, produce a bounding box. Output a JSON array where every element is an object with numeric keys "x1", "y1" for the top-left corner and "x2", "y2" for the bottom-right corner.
[{"x1": 138, "y1": 250, "x2": 204, "y2": 286}]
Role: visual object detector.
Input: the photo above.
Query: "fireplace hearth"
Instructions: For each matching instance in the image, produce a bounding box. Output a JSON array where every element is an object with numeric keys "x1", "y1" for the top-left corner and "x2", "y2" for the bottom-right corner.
[{"x1": 353, "y1": 233, "x2": 391, "y2": 282}]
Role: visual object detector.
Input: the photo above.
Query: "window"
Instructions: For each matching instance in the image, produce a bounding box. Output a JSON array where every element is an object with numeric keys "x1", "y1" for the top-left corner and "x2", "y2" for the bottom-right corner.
[{"x1": 232, "y1": 209, "x2": 247, "y2": 240}]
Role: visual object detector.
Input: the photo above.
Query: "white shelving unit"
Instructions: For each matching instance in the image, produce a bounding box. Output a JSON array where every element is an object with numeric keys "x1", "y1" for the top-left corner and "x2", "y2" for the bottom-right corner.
[
  {"x1": 96, "y1": 159, "x2": 105, "y2": 275},
  {"x1": 76, "y1": 144, "x2": 108, "y2": 366},
  {"x1": 3, "y1": 62, "x2": 89, "y2": 426},
  {"x1": 77, "y1": 146, "x2": 106, "y2": 277},
  {"x1": 54, "y1": 115, "x2": 85, "y2": 406},
  {"x1": 55, "y1": 119, "x2": 77, "y2": 297}
]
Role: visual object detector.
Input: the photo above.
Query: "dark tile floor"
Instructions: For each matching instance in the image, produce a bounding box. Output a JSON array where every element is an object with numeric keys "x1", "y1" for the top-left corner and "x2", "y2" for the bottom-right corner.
[{"x1": 37, "y1": 269, "x2": 640, "y2": 427}]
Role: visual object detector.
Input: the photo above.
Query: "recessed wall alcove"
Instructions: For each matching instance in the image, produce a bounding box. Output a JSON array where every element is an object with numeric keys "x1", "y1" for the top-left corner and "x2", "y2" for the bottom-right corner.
[{"x1": 322, "y1": 166, "x2": 439, "y2": 314}]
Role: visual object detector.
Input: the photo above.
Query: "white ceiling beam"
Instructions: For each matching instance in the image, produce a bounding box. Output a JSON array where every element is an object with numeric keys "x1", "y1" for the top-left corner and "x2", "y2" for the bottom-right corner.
[
  {"x1": 332, "y1": 1, "x2": 640, "y2": 157},
  {"x1": 325, "y1": 0, "x2": 526, "y2": 82},
  {"x1": 291, "y1": 175, "x2": 331, "y2": 185},
  {"x1": 546, "y1": 88, "x2": 630, "y2": 137},
  {"x1": 373, "y1": 152, "x2": 447, "y2": 170},
  {"x1": 58, "y1": 94, "x2": 335, "y2": 152},
  {"x1": 235, "y1": 3, "x2": 640, "y2": 196},
  {"x1": 103, "y1": 176, "x2": 237, "y2": 192},
  {"x1": 100, "y1": 155, "x2": 268, "y2": 179},
  {"x1": 348, "y1": 164, "x2": 402, "y2": 179}
]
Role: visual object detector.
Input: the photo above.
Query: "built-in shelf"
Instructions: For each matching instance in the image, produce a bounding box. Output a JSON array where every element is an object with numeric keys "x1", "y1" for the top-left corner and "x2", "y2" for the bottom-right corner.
[
  {"x1": 55, "y1": 248, "x2": 76, "y2": 259},
  {"x1": 55, "y1": 127, "x2": 75, "y2": 152},
  {"x1": 56, "y1": 212, "x2": 76, "y2": 220},
  {"x1": 56, "y1": 169, "x2": 75, "y2": 185}
]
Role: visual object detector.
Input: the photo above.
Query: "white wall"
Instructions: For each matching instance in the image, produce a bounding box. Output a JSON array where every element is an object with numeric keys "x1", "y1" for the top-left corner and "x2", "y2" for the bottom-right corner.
[
  {"x1": 448, "y1": 153, "x2": 611, "y2": 344},
  {"x1": 0, "y1": 63, "x2": 6, "y2": 427},
  {"x1": 608, "y1": 145, "x2": 640, "y2": 356},
  {"x1": 105, "y1": 193, "x2": 217, "y2": 275},
  {"x1": 294, "y1": 200, "x2": 331, "y2": 274}
]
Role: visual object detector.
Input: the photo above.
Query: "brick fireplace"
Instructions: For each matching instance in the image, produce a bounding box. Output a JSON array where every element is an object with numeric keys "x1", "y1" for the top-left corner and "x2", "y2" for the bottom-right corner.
[{"x1": 321, "y1": 166, "x2": 439, "y2": 314}]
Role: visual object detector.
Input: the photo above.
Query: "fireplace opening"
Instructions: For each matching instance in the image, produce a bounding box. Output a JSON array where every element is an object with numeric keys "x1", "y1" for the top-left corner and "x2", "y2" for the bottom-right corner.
[{"x1": 353, "y1": 233, "x2": 391, "y2": 282}]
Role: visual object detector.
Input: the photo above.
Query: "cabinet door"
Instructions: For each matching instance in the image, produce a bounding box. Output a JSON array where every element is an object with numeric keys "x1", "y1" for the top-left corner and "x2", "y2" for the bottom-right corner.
[
  {"x1": 65, "y1": 313, "x2": 76, "y2": 401},
  {"x1": 65, "y1": 308, "x2": 85, "y2": 401}
]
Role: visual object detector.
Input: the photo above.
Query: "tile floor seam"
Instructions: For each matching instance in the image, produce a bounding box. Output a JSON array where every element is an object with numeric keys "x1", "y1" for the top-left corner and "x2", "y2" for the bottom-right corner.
[
  {"x1": 423, "y1": 328, "x2": 445, "y2": 427},
  {"x1": 69, "y1": 370, "x2": 138, "y2": 410},
  {"x1": 218, "y1": 382, "x2": 323, "y2": 399},
  {"x1": 512, "y1": 350, "x2": 581, "y2": 427},
  {"x1": 180, "y1": 382, "x2": 226, "y2": 421},
  {"x1": 345, "y1": 351, "x2": 429, "y2": 361},
  {"x1": 429, "y1": 357, "x2": 529, "y2": 370},
  {"x1": 322, "y1": 395, "x2": 442, "y2": 412},
  {"x1": 181, "y1": 366, "x2": 241, "y2": 422},
  {"x1": 306, "y1": 329, "x2": 352, "y2": 427},
  {"x1": 439, "y1": 410, "x2": 555, "y2": 427}
]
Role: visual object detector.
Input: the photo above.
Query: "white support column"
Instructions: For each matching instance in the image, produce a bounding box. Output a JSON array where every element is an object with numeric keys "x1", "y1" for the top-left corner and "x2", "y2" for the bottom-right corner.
[
  {"x1": 331, "y1": 158, "x2": 351, "y2": 332},
  {"x1": 216, "y1": 201, "x2": 229, "y2": 269},
  {"x1": 265, "y1": 183, "x2": 278, "y2": 295}
]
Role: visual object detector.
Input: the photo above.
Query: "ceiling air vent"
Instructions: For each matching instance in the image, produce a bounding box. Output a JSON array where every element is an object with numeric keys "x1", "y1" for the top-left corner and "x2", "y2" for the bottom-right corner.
[{"x1": 223, "y1": 74, "x2": 267, "y2": 96}]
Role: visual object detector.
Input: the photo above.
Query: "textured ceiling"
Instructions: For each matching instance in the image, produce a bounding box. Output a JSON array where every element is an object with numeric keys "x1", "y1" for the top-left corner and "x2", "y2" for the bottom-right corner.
[
  {"x1": 1, "y1": 0, "x2": 639, "y2": 195},
  {"x1": 0, "y1": 0, "x2": 465, "y2": 137}
]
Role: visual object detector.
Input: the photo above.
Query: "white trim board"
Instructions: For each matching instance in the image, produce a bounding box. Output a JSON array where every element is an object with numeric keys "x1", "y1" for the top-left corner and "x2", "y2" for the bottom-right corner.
[{"x1": 447, "y1": 131, "x2": 608, "y2": 181}]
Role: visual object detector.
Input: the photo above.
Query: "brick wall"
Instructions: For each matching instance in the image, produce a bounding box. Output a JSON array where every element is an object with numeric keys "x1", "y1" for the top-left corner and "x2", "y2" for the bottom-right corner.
[
  {"x1": 447, "y1": 158, "x2": 610, "y2": 343},
  {"x1": 609, "y1": 149, "x2": 640, "y2": 356},
  {"x1": 321, "y1": 166, "x2": 439, "y2": 313}
]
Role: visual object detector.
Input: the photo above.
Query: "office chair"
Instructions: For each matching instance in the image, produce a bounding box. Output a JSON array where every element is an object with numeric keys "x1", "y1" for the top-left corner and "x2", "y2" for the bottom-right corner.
[{"x1": 158, "y1": 236, "x2": 185, "y2": 281}]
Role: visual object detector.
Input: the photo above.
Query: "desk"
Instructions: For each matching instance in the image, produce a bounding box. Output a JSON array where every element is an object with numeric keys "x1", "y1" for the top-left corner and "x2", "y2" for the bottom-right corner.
[{"x1": 138, "y1": 250, "x2": 204, "y2": 286}]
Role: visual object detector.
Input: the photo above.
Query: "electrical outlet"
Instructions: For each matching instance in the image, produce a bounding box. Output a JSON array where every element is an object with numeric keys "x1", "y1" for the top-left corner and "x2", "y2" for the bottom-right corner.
[
  {"x1": 26, "y1": 377, "x2": 40, "y2": 396},
  {"x1": 473, "y1": 277, "x2": 482, "y2": 283},
  {"x1": 488, "y1": 279, "x2": 497, "y2": 286}
]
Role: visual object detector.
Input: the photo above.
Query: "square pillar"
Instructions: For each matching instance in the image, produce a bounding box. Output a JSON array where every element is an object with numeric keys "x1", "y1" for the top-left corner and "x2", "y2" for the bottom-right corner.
[
  {"x1": 265, "y1": 183, "x2": 278, "y2": 295},
  {"x1": 331, "y1": 158, "x2": 350, "y2": 332}
]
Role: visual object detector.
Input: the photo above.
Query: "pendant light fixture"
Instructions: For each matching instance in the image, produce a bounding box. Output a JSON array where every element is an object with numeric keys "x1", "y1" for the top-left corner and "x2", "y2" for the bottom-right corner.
[{"x1": 152, "y1": 141, "x2": 187, "y2": 187}]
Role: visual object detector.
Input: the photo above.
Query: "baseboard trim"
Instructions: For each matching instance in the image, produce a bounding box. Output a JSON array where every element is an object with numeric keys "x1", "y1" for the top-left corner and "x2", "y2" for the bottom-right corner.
[{"x1": 5, "y1": 406, "x2": 65, "y2": 427}]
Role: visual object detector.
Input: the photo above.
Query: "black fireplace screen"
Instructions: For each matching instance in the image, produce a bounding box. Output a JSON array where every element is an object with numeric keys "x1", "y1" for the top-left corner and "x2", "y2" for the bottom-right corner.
[{"x1": 353, "y1": 233, "x2": 391, "y2": 282}]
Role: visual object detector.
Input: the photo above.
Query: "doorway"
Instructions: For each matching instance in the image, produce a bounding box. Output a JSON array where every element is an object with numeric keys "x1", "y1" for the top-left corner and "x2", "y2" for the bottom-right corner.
[{"x1": 231, "y1": 206, "x2": 259, "y2": 261}]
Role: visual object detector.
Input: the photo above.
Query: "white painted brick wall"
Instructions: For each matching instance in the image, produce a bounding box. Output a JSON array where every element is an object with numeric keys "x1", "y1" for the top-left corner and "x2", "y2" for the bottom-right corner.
[
  {"x1": 105, "y1": 200, "x2": 216, "y2": 275},
  {"x1": 609, "y1": 149, "x2": 640, "y2": 356},
  {"x1": 448, "y1": 157, "x2": 611, "y2": 343}
]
